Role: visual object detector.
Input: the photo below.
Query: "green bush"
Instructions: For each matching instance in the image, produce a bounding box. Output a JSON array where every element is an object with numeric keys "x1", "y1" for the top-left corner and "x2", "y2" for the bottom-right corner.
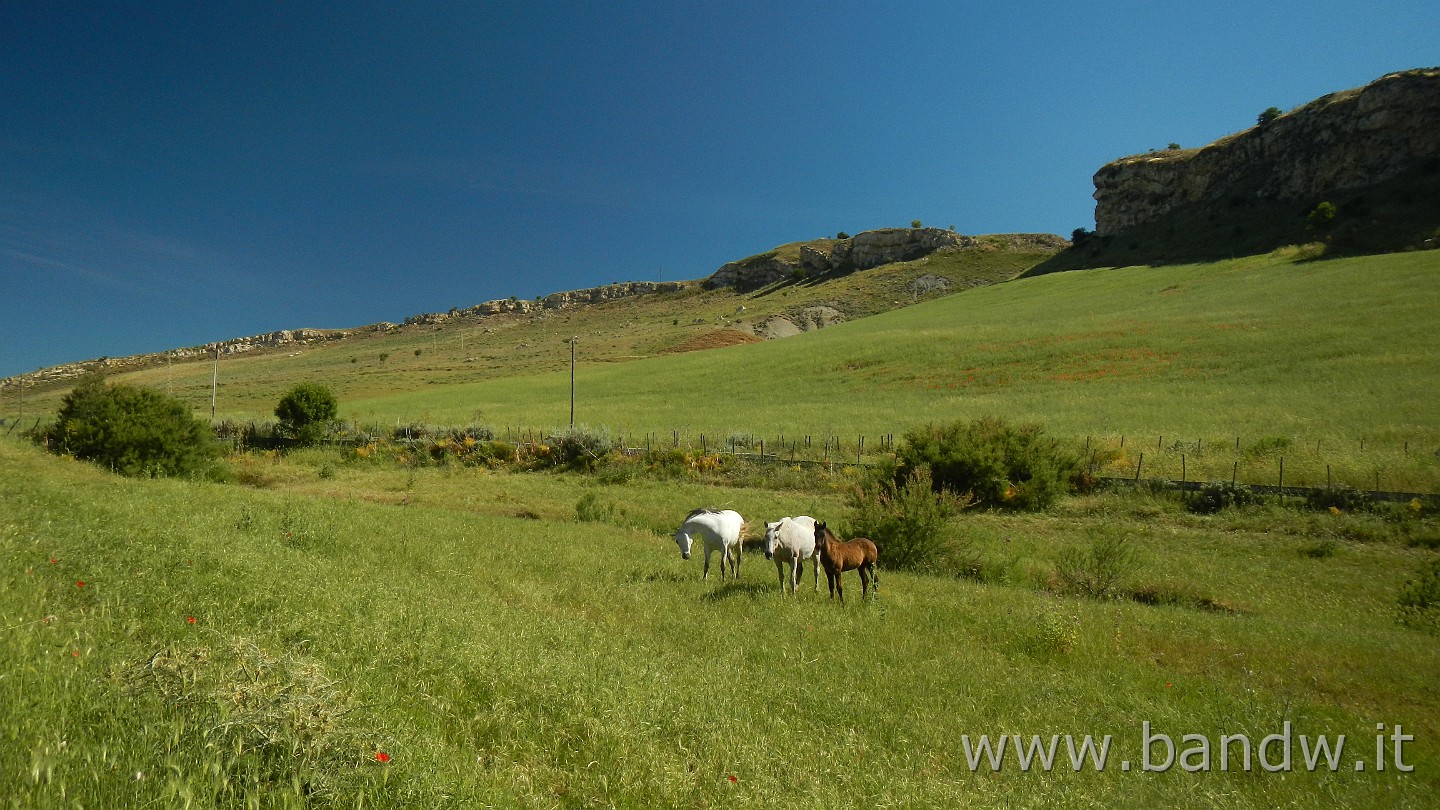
[
  {"x1": 1398, "y1": 558, "x2": 1440, "y2": 634},
  {"x1": 575, "y1": 492, "x2": 617, "y2": 523},
  {"x1": 845, "y1": 466, "x2": 969, "y2": 572},
  {"x1": 1189, "y1": 480, "x2": 1264, "y2": 513},
  {"x1": 1305, "y1": 484, "x2": 1373, "y2": 513},
  {"x1": 1055, "y1": 529, "x2": 1140, "y2": 599},
  {"x1": 37, "y1": 374, "x2": 221, "y2": 478},
  {"x1": 546, "y1": 425, "x2": 616, "y2": 470},
  {"x1": 274, "y1": 383, "x2": 338, "y2": 445},
  {"x1": 896, "y1": 416, "x2": 1080, "y2": 510}
]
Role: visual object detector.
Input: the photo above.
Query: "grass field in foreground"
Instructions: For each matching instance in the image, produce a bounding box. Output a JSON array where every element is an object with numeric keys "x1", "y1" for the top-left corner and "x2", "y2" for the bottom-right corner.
[{"x1": 3, "y1": 438, "x2": 1438, "y2": 807}]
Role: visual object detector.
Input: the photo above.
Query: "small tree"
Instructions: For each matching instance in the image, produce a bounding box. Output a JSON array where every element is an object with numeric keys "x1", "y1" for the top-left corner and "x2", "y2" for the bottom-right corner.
[
  {"x1": 275, "y1": 383, "x2": 338, "y2": 445},
  {"x1": 1258, "y1": 106, "x2": 1283, "y2": 126},
  {"x1": 911, "y1": 219, "x2": 924, "y2": 229},
  {"x1": 1307, "y1": 201, "x2": 1338, "y2": 233},
  {"x1": 836, "y1": 231, "x2": 851, "y2": 239},
  {"x1": 38, "y1": 374, "x2": 220, "y2": 477}
]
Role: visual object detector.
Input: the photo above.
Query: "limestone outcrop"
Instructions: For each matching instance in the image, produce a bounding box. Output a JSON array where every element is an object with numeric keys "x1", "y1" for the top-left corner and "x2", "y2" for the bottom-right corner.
[
  {"x1": 706, "y1": 228, "x2": 967, "y2": 290},
  {"x1": 1092, "y1": 68, "x2": 1440, "y2": 237}
]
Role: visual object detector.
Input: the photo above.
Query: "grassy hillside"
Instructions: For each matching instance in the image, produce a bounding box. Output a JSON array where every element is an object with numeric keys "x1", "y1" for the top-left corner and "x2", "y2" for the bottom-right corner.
[
  {"x1": 7, "y1": 238, "x2": 1049, "y2": 417},
  {"x1": 3, "y1": 435, "x2": 1438, "y2": 807},
  {"x1": 349, "y1": 250, "x2": 1440, "y2": 492},
  {"x1": 3, "y1": 244, "x2": 1439, "y2": 806},
  {"x1": 10, "y1": 248, "x2": 1437, "y2": 492}
]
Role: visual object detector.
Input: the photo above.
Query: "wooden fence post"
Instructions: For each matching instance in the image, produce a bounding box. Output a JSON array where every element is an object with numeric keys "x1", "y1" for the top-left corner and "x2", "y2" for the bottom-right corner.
[{"x1": 1135, "y1": 452, "x2": 1144, "y2": 481}]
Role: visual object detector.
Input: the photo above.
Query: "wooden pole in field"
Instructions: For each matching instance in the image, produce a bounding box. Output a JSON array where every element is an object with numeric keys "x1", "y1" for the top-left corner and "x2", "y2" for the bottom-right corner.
[
  {"x1": 210, "y1": 347, "x2": 219, "y2": 421},
  {"x1": 1135, "y1": 452, "x2": 1144, "y2": 481},
  {"x1": 569, "y1": 336, "x2": 577, "y2": 428}
]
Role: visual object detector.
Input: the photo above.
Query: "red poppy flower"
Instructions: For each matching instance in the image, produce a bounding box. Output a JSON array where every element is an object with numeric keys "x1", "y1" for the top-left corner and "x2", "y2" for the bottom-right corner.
[
  {"x1": 49, "y1": 558, "x2": 58, "y2": 564},
  {"x1": 72, "y1": 650, "x2": 80, "y2": 657},
  {"x1": 76, "y1": 581, "x2": 85, "y2": 588},
  {"x1": 374, "y1": 751, "x2": 391, "y2": 763},
  {"x1": 728, "y1": 775, "x2": 737, "y2": 783},
  {"x1": 187, "y1": 617, "x2": 197, "y2": 624}
]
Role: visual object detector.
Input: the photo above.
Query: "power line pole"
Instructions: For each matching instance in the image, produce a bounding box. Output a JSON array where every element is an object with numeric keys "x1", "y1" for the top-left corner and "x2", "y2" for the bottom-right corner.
[
  {"x1": 569, "y1": 335, "x2": 578, "y2": 427},
  {"x1": 210, "y1": 347, "x2": 219, "y2": 421}
]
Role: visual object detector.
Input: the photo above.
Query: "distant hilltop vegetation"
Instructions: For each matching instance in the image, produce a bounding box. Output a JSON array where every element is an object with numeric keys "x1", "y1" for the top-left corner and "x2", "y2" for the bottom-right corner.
[{"x1": 1047, "y1": 67, "x2": 1440, "y2": 271}]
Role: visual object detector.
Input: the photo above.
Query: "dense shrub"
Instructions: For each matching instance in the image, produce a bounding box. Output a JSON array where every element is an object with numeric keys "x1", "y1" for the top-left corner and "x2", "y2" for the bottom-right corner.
[
  {"x1": 274, "y1": 383, "x2": 338, "y2": 445},
  {"x1": 845, "y1": 466, "x2": 969, "y2": 572},
  {"x1": 1305, "y1": 484, "x2": 1373, "y2": 513},
  {"x1": 546, "y1": 425, "x2": 616, "y2": 470},
  {"x1": 896, "y1": 416, "x2": 1080, "y2": 510},
  {"x1": 1189, "y1": 480, "x2": 1264, "y2": 513},
  {"x1": 37, "y1": 374, "x2": 221, "y2": 477}
]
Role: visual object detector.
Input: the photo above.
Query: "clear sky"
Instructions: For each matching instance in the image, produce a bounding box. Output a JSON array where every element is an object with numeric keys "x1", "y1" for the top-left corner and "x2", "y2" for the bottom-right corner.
[{"x1": 2, "y1": 1, "x2": 1437, "y2": 379}]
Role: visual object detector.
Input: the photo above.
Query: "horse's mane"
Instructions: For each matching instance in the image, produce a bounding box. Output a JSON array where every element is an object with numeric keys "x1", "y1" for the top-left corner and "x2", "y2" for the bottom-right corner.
[{"x1": 684, "y1": 507, "x2": 719, "y2": 520}]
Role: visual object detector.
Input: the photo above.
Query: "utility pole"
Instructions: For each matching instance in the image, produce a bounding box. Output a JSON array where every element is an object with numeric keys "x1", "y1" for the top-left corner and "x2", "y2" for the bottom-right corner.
[
  {"x1": 569, "y1": 335, "x2": 578, "y2": 427},
  {"x1": 210, "y1": 347, "x2": 219, "y2": 421}
]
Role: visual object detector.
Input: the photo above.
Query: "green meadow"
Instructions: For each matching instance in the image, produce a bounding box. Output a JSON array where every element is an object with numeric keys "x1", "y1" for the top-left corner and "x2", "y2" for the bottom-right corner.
[
  {"x1": 3, "y1": 249, "x2": 1439, "y2": 807},
  {"x1": 3, "y1": 434, "x2": 1438, "y2": 807},
  {"x1": 351, "y1": 251, "x2": 1440, "y2": 493}
]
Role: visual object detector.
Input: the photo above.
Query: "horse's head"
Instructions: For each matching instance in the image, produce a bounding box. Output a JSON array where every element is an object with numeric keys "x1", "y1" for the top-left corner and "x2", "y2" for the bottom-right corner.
[
  {"x1": 762, "y1": 521, "x2": 782, "y2": 559},
  {"x1": 814, "y1": 520, "x2": 829, "y2": 551},
  {"x1": 674, "y1": 528, "x2": 693, "y2": 560}
]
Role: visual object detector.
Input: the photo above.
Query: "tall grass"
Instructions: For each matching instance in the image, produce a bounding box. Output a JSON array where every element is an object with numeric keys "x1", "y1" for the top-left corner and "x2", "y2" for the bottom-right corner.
[{"x1": 3, "y1": 438, "x2": 1438, "y2": 806}]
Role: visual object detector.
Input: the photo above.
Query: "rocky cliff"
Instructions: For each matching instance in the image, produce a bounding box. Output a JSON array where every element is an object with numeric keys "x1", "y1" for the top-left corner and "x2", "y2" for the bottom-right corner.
[{"x1": 1085, "y1": 67, "x2": 1440, "y2": 260}]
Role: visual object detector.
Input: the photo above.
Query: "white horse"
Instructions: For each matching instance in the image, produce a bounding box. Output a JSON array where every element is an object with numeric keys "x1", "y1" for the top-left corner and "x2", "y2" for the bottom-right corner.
[
  {"x1": 763, "y1": 516, "x2": 820, "y2": 595},
  {"x1": 674, "y1": 508, "x2": 746, "y2": 581}
]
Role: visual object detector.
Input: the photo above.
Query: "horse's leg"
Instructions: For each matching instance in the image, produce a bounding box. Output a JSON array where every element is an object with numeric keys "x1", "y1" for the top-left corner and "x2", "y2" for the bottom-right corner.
[
  {"x1": 734, "y1": 541, "x2": 741, "y2": 579},
  {"x1": 836, "y1": 571, "x2": 845, "y2": 604},
  {"x1": 703, "y1": 545, "x2": 712, "y2": 580},
  {"x1": 789, "y1": 557, "x2": 799, "y2": 594},
  {"x1": 812, "y1": 558, "x2": 820, "y2": 592},
  {"x1": 860, "y1": 565, "x2": 872, "y2": 599},
  {"x1": 775, "y1": 559, "x2": 785, "y2": 594}
]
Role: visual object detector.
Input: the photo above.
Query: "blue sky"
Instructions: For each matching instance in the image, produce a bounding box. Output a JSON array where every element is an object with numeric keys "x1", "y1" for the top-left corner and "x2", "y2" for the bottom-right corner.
[{"x1": 2, "y1": 1, "x2": 1437, "y2": 379}]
